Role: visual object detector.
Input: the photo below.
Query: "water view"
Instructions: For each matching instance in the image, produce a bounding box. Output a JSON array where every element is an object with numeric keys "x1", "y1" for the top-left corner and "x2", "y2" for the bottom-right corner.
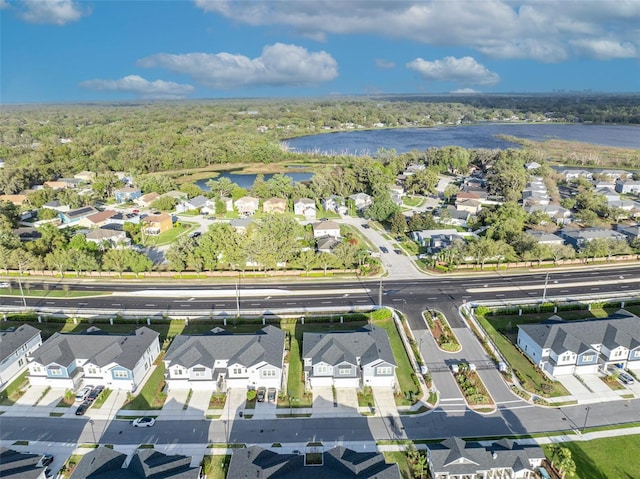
[
  {"x1": 196, "y1": 171, "x2": 314, "y2": 191},
  {"x1": 285, "y1": 123, "x2": 640, "y2": 156}
]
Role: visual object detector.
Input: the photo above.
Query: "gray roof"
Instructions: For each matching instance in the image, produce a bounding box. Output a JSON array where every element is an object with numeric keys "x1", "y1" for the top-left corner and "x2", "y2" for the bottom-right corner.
[
  {"x1": 0, "y1": 447, "x2": 47, "y2": 479},
  {"x1": 187, "y1": 195, "x2": 208, "y2": 208},
  {"x1": 63, "y1": 206, "x2": 99, "y2": 220},
  {"x1": 164, "y1": 326, "x2": 285, "y2": 369},
  {"x1": 227, "y1": 445, "x2": 400, "y2": 479},
  {"x1": 69, "y1": 447, "x2": 199, "y2": 479},
  {"x1": 428, "y1": 437, "x2": 543, "y2": 476},
  {"x1": 559, "y1": 228, "x2": 627, "y2": 241},
  {"x1": 524, "y1": 230, "x2": 564, "y2": 243},
  {"x1": 86, "y1": 229, "x2": 124, "y2": 241},
  {"x1": 30, "y1": 327, "x2": 159, "y2": 370},
  {"x1": 0, "y1": 324, "x2": 40, "y2": 362},
  {"x1": 302, "y1": 324, "x2": 396, "y2": 368},
  {"x1": 518, "y1": 310, "x2": 640, "y2": 354}
]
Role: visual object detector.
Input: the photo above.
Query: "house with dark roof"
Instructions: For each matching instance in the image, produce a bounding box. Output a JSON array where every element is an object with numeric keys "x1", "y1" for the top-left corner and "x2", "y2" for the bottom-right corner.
[
  {"x1": 616, "y1": 179, "x2": 640, "y2": 195},
  {"x1": 177, "y1": 195, "x2": 210, "y2": 213},
  {"x1": 517, "y1": 310, "x2": 640, "y2": 376},
  {"x1": 617, "y1": 223, "x2": 640, "y2": 241},
  {"x1": 302, "y1": 324, "x2": 396, "y2": 389},
  {"x1": 426, "y1": 437, "x2": 544, "y2": 479},
  {"x1": 27, "y1": 327, "x2": 160, "y2": 392},
  {"x1": 59, "y1": 206, "x2": 100, "y2": 225},
  {"x1": 227, "y1": 445, "x2": 400, "y2": 479},
  {"x1": 163, "y1": 326, "x2": 285, "y2": 393},
  {"x1": 69, "y1": 446, "x2": 200, "y2": 479},
  {"x1": 0, "y1": 324, "x2": 42, "y2": 390},
  {"x1": 114, "y1": 185, "x2": 142, "y2": 203},
  {"x1": 85, "y1": 228, "x2": 130, "y2": 247},
  {"x1": 558, "y1": 227, "x2": 628, "y2": 250},
  {"x1": 0, "y1": 447, "x2": 47, "y2": 479}
]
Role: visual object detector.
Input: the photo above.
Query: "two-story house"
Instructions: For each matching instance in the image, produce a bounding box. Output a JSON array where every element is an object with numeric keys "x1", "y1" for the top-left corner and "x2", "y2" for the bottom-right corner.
[
  {"x1": 302, "y1": 324, "x2": 396, "y2": 389},
  {"x1": 294, "y1": 198, "x2": 317, "y2": 220},
  {"x1": 263, "y1": 197, "x2": 287, "y2": 214},
  {"x1": 313, "y1": 220, "x2": 341, "y2": 239},
  {"x1": 27, "y1": 327, "x2": 160, "y2": 392},
  {"x1": 0, "y1": 324, "x2": 42, "y2": 389},
  {"x1": 114, "y1": 186, "x2": 142, "y2": 203},
  {"x1": 163, "y1": 326, "x2": 286, "y2": 393},
  {"x1": 235, "y1": 196, "x2": 260, "y2": 216},
  {"x1": 142, "y1": 213, "x2": 172, "y2": 235}
]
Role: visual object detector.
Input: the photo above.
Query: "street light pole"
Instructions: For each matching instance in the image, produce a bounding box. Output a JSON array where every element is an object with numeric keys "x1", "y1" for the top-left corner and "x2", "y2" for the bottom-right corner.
[
  {"x1": 582, "y1": 406, "x2": 591, "y2": 434},
  {"x1": 89, "y1": 419, "x2": 97, "y2": 445},
  {"x1": 378, "y1": 279, "x2": 383, "y2": 307},
  {"x1": 236, "y1": 276, "x2": 240, "y2": 318},
  {"x1": 542, "y1": 273, "x2": 550, "y2": 302}
]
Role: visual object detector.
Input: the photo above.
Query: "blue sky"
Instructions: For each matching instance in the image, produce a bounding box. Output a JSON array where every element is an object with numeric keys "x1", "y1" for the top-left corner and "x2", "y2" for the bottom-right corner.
[{"x1": 2, "y1": 0, "x2": 639, "y2": 103}]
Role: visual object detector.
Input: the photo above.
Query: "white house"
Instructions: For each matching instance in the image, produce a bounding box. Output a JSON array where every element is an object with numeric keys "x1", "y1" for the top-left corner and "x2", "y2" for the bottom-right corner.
[
  {"x1": 321, "y1": 195, "x2": 347, "y2": 215},
  {"x1": 0, "y1": 324, "x2": 42, "y2": 390},
  {"x1": 234, "y1": 196, "x2": 260, "y2": 216},
  {"x1": 176, "y1": 195, "x2": 209, "y2": 213},
  {"x1": 616, "y1": 179, "x2": 640, "y2": 195},
  {"x1": 294, "y1": 198, "x2": 316, "y2": 220},
  {"x1": 313, "y1": 220, "x2": 340, "y2": 239},
  {"x1": 27, "y1": 327, "x2": 160, "y2": 392},
  {"x1": 517, "y1": 310, "x2": 640, "y2": 377},
  {"x1": 302, "y1": 324, "x2": 396, "y2": 389},
  {"x1": 163, "y1": 326, "x2": 286, "y2": 393},
  {"x1": 349, "y1": 192, "x2": 373, "y2": 211},
  {"x1": 85, "y1": 228, "x2": 130, "y2": 248}
]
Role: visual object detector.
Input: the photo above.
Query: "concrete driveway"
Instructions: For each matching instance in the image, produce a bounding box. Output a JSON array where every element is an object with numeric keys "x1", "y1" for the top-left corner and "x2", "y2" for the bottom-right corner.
[
  {"x1": 371, "y1": 387, "x2": 398, "y2": 417},
  {"x1": 312, "y1": 386, "x2": 359, "y2": 417}
]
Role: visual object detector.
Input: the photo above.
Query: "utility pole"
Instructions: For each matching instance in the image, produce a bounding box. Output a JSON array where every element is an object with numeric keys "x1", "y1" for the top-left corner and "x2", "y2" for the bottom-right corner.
[
  {"x1": 542, "y1": 273, "x2": 550, "y2": 302},
  {"x1": 236, "y1": 276, "x2": 240, "y2": 318},
  {"x1": 378, "y1": 279, "x2": 383, "y2": 307},
  {"x1": 582, "y1": 406, "x2": 591, "y2": 434}
]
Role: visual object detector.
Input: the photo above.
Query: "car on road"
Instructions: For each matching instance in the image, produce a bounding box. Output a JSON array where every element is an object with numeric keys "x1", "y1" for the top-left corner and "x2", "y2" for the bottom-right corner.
[
  {"x1": 0, "y1": 282, "x2": 10, "y2": 288},
  {"x1": 394, "y1": 249, "x2": 402, "y2": 255},
  {"x1": 362, "y1": 223, "x2": 370, "y2": 229},
  {"x1": 75, "y1": 386, "x2": 93, "y2": 402},
  {"x1": 87, "y1": 385, "x2": 105, "y2": 402},
  {"x1": 132, "y1": 416, "x2": 156, "y2": 427},
  {"x1": 38, "y1": 454, "x2": 54, "y2": 467},
  {"x1": 257, "y1": 387, "x2": 266, "y2": 402},
  {"x1": 379, "y1": 246, "x2": 389, "y2": 253},
  {"x1": 319, "y1": 217, "x2": 329, "y2": 221},
  {"x1": 188, "y1": 231, "x2": 201, "y2": 238},
  {"x1": 267, "y1": 388, "x2": 276, "y2": 402},
  {"x1": 75, "y1": 401, "x2": 90, "y2": 416}
]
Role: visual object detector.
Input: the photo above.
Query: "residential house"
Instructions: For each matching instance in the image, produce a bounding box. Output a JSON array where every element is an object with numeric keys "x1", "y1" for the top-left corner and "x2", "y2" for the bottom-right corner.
[
  {"x1": 615, "y1": 179, "x2": 640, "y2": 195},
  {"x1": 426, "y1": 437, "x2": 544, "y2": 479},
  {"x1": 294, "y1": 198, "x2": 317, "y2": 220},
  {"x1": 42, "y1": 199, "x2": 70, "y2": 213},
  {"x1": 114, "y1": 185, "x2": 142, "y2": 203},
  {"x1": 58, "y1": 178, "x2": 81, "y2": 188},
  {"x1": 219, "y1": 196, "x2": 234, "y2": 212},
  {"x1": 0, "y1": 324, "x2": 42, "y2": 390},
  {"x1": 234, "y1": 196, "x2": 260, "y2": 216},
  {"x1": 525, "y1": 161, "x2": 542, "y2": 170},
  {"x1": 162, "y1": 190, "x2": 187, "y2": 201},
  {"x1": 43, "y1": 180, "x2": 70, "y2": 190},
  {"x1": 558, "y1": 227, "x2": 628, "y2": 250},
  {"x1": 595, "y1": 186, "x2": 620, "y2": 202},
  {"x1": 349, "y1": 192, "x2": 373, "y2": 211},
  {"x1": 28, "y1": 326, "x2": 160, "y2": 391},
  {"x1": 229, "y1": 217, "x2": 253, "y2": 234},
  {"x1": 177, "y1": 195, "x2": 209, "y2": 213},
  {"x1": 455, "y1": 198, "x2": 481, "y2": 215},
  {"x1": 13, "y1": 227, "x2": 42, "y2": 242},
  {"x1": 389, "y1": 185, "x2": 405, "y2": 205},
  {"x1": 322, "y1": 195, "x2": 347, "y2": 215},
  {"x1": 0, "y1": 447, "x2": 48, "y2": 479},
  {"x1": 106, "y1": 212, "x2": 141, "y2": 226},
  {"x1": 228, "y1": 445, "x2": 400, "y2": 479},
  {"x1": 437, "y1": 206, "x2": 471, "y2": 228},
  {"x1": 85, "y1": 228, "x2": 130, "y2": 248},
  {"x1": 78, "y1": 209, "x2": 117, "y2": 228},
  {"x1": 411, "y1": 229, "x2": 464, "y2": 254},
  {"x1": 517, "y1": 310, "x2": 640, "y2": 376},
  {"x1": 74, "y1": 171, "x2": 96, "y2": 183},
  {"x1": 59, "y1": 206, "x2": 99, "y2": 225},
  {"x1": 598, "y1": 169, "x2": 632, "y2": 181},
  {"x1": 528, "y1": 204, "x2": 572, "y2": 225},
  {"x1": 142, "y1": 213, "x2": 172, "y2": 235},
  {"x1": 69, "y1": 446, "x2": 200, "y2": 479},
  {"x1": 135, "y1": 192, "x2": 160, "y2": 208},
  {"x1": 164, "y1": 326, "x2": 286, "y2": 392},
  {"x1": 522, "y1": 177, "x2": 550, "y2": 208},
  {"x1": 559, "y1": 169, "x2": 593, "y2": 181},
  {"x1": 0, "y1": 194, "x2": 27, "y2": 206},
  {"x1": 302, "y1": 324, "x2": 396, "y2": 389},
  {"x1": 617, "y1": 223, "x2": 640, "y2": 241},
  {"x1": 263, "y1": 197, "x2": 288, "y2": 214},
  {"x1": 524, "y1": 230, "x2": 564, "y2": 246},
  {"x1": 316, "y1": 237, "x2": 340, "y2": 253},
  {"x1": 313, "y1": 220, "x2": 341, "y2": 239}
]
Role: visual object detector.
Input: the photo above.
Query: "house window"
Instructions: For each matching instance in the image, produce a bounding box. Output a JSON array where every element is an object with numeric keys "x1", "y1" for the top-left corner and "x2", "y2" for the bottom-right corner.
[
  {"x1": 338, "y1": 367, "x2": 351, "y2": 375},
  {"x1": 18, "y1": 358, "x2": 24, "y2": 367},
  {"x1": 582, "y1": 355, "x2": 594, "y2": 362},
  {"x1": 634, "y1": 350, "x2": 640, "y2": 358},
  {"x1": 174, "y1": 368, "x2": 183, "y2": 376},
  {"x1": 193, "y1": 367, "x2": 206, "y2": 378},
  {"x1": 233, "y1": 367, "x2": 243, "y2": 375},
  {"x1": 261, "y1": 369, "x2": 276, "y2": 378},
  {"x1": 32, "y1": 365, "x2": 42, "y2": 373},
  {"x1": 316, "y1": 365, "x2": 329, "y2": 375},
  {"x1": 87, "y1": 367, "x2": 97, "y2": 375},
  {"x1": 49, "y1": 367, "x2": 62, "y2": 376},
  {"x1": 113, "y1": 370, "x2": 129, "y2": 379},
  {"x1": 614, "y1": 350, "x2": 626, "y2": 358},
  {"x1": 377, "y1": 366, "x2": 392, "y2": 375}
]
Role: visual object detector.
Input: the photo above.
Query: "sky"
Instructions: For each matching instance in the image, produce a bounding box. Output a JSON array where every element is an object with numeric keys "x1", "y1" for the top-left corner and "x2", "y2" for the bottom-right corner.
[{"x1": 1, "y1": 0, "x2": 639, "y2": 103}]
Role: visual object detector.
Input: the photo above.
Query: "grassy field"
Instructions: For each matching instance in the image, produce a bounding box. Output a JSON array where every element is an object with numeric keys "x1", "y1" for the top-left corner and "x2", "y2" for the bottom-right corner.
[
  {"x1": 121, "y1": 360, "x2": 167, "y2": 410},
  {"x1": 0, "y1": 370, "x2": 29, "y2": 406},
  {"x1": 382, "y1": 451, "x2": 413, "y2": 479},
  {"x1": 201, "y1": 454, "x2": 230, "y2": 479},
  {"x1": 543, "y1": 435, "x2": 640, "y2": 479}
]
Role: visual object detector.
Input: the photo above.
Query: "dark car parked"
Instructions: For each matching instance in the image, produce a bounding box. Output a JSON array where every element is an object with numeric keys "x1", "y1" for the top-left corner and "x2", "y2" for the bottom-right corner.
[
  {"x1": 257, "y1": 387, "x2": 266, "y2": 402},
  {"x1": 75, "y1": 401, "x2": 91, "y2": 415},
  {"x1": 87, "y1": 385, "x2": 105, "y2": 402}
]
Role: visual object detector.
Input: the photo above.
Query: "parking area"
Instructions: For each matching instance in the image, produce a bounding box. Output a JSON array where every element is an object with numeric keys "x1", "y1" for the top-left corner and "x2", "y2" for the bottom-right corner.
[
  {"x1": 371, "y1": 387, "x2": 398, "y2": 417},
  {"x1": 312, "y1": 386, "x2": 358, "y2": 417}
]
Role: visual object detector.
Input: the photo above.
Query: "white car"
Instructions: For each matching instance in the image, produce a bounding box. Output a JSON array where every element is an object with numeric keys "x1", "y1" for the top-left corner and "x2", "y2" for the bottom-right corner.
[
  {"x1": 132, "y1": 416, "x2": 156, "y2": 427},
  {"x1": 0, "y1": 282, "x2": 10, "y2": 288},
  {"x1": 75, "y1": 386, "x2": 93, "y2": 402}
]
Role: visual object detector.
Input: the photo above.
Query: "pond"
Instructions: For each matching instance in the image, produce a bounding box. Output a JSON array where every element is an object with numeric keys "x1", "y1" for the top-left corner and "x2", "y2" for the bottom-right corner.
[{"x1": 195, "y1": 171, "x2": 314, "y2": 191}]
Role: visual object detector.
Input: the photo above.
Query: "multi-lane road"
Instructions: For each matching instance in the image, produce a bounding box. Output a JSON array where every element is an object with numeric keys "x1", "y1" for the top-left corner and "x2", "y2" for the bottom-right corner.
[{"x1": 1, "y1": 265, "x2": 639, "y2": 445}]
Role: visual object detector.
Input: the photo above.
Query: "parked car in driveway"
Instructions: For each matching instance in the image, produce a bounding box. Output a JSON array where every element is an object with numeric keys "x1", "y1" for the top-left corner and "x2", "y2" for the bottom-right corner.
[
  {"x1": 132, "y1": 416, "x2": 156, "y2": 427},
  {"x1": 267, "y1": 388, "x2": 276, "y2": 402},
  {"x1": 618, "y1": 371, "x2": 635, "y2": 385},
  {"x1": 257, "y1": 387, "x2": 266, "y2": 402},
  {"x1": 0, "y1": 282, "x2": 10, "y2": 288},
  {"x1": 75, "y1": 386, "x2": 93, "y2": 402},
  {"x1": 75, "y1": 401, "x2": 90, "y2": 415},
  {"x1": 87, "y1": 385, "x2": 105, "y2": 402}
]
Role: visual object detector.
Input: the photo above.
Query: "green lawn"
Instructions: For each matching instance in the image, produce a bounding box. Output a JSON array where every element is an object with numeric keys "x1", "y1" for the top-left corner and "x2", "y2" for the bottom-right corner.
[
  {"x1": 383, "y1": 451, "x2": 413, "y2": 479},
  {"x1": 0, "y1": 370, "x2": 29, "y2": 406},
  {"x1": 543, "y1": 435, "x2": 640, "y2": 479},
  {"x1": 92, "y1": 388, "x2": 112, "y2": 409},
  {"x1": 121, "y1": 361, "x2": 167, "y2": 410},
  {"x1": 402, "y1": 196, "x2": 424, "y2": 208},
  {"x1": 475, "y1": 312, "x2": 569, "y2": 397},
  {"x1": 143, "y1": 223, "x2": 190, "y2": 247},
  {"x1": 201, "y1": 455, "x2": 230, "y2": 479}
]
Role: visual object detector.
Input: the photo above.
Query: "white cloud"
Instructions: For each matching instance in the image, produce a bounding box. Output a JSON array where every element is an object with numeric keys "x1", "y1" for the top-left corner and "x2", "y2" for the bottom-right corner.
[
  {"x1": 570, "y1": 39, "x2": 637, "y2": 60},
  {"x1": 195, "y1": 1, "x2": 640, "y2": 62},
  {"x1": 407, "y1": 56, "x2": 500, "y2": 86},
  {"x1": 18, "y1": 0, "x2": 86, "y2": 25},
  {"x1": 451, "y1": 88, "x2": 479, "y2": 94},
  {"x1": 137, "y1": 43, "x2": 338, "y2": 89},
  {"x1": 79, "y1": 75, "x2": 195, "y2": 99},
  {"x1": 0, "y1": 0, "x2": 9, "y2": 10},
  {"x1": 375, "y1": 59, "x2": 396, "y2": 69}
]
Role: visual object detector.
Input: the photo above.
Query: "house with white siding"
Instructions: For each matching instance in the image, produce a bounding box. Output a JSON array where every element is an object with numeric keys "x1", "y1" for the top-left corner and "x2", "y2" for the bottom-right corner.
[
  {"x1": 163, "y1": 326, "x2": 285, "y2": 393},
  {"x1": 302, "y1": 324, "x2": 396, "y2": 389},
  {"x1": 0, "y1": 324, "x2": 42, "y2": 390},
  {"x1": 517, "y1": 310, "x2": 640, "y2": 377},
  {"x1": 27, "y1": 327, "x2": 160, "y2": 392}
]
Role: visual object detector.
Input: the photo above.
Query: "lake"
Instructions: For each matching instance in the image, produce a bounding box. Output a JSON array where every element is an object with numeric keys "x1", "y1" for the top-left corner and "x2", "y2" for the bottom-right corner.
[
  {"x1": 285, "y1": 123, "x2": 640, "y2": 156},
  {"x1": 196, "y1": 171, "x2": 314, "y2": 191}
]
